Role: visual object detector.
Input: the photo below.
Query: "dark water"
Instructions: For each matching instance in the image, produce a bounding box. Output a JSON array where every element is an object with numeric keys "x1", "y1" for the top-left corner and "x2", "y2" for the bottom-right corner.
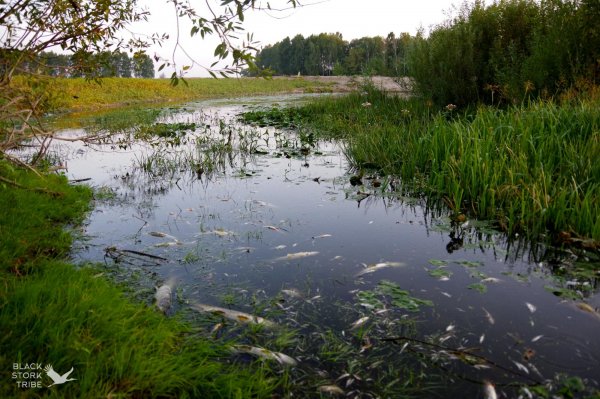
[{"x1": 48, "y1": 95, "x2": 599, "y2": 398}]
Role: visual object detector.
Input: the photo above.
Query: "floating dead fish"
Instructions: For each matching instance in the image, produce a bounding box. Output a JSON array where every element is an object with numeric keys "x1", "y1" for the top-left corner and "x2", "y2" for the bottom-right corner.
[
  {"x1": 513, "y1": 361, "x2": 529, "y2": 374},
  {"x1": 318, "y1": 385, "x2": 344, "y2": 395},
  {"x1": 155, "y1": 285, "x2": 172, "y2": 313},
  {"x1": 525, "y1": 302, "x2": 537, "y2": 313},
  {"x1": 149, "y1": 231, "x2": 180, "y2": 242},
  {"x1": 479, "y1": 334, "x2": 485, "y2": 344},
  {"x1": 446, "y1": 324, "x2": 455, "y2": 332},
  {"x1": 482, "y1": 307, "x2": 495, "y2": 325},
  {"x1": 482, "y1": 380, "x2": 498, "y2": 399},
  {"x1": 214, "y1": 229, "x2": 234, "y2": 237},
  {"x1": 154, "y1": 241, "x2": 182, "y2": 248},
  {"x1": 264, "y1": 225, "x2": 287, "y2": 232},
  {"x1": 191, "y1": 303, "x2": 275, "y2": 328},
  {"x1": 481, "y1": 277, "x2": 501, "y2": 283},
  {"x1": 350, "y1": 316, "x2": 370, "y2": 330},
  {"x1": 441, "y1": 292, "x2": 452, "y2": 298},
  {"x1": 312, "y1": 234, "x2": 332, "y2": 239},
  {"x1": 355, "y1": 262, "x2": 406, "y2": 277},
  {"x1": 531, "y1": 335, "x2": 543, "y2": 342},
  {"x1": 281, "y1": 288, "x2": 303, "y2": 298},
  {"x1": 275, "y1": 251, "x2": 319, "y2": 261},
  {"x1": 230, "y1": 345, "x2": 297, "y2": 366},
  {"x1": 274, "y1": 245, "x2": 287, "y2": 250},
  {"x1": 575, "y1": 302, "x2": 600, "y2": 319}
]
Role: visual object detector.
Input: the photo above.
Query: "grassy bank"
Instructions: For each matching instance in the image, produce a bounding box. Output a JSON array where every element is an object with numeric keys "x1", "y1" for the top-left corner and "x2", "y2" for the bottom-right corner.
[
  {"x1": 288, "y1": 89, "x2": 599, "y2": 241},
  {"x1": 12, "y1": 76, "x2": 328, "y2": 113},
  {"x1": 0, "y1": 162, "x2": 279, "y2": 398}
]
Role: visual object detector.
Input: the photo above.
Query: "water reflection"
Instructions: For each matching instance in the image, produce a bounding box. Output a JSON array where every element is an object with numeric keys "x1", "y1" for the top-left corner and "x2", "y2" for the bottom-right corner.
[{"x1": 45, "y1": 95, "x2": 600, "y2": 398}]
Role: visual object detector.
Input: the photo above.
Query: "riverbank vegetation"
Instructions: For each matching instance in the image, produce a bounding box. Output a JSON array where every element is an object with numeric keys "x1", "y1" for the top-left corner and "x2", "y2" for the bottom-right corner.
[
  {"x1": 285, "y1": 88, "x2": 599, "y2": 242},
  {"x1": 11, "y1": 76, "x2": 327, "y2": 114},
  {"x1": 0, "y1": 162, "x2": 281, "y2": 397}
]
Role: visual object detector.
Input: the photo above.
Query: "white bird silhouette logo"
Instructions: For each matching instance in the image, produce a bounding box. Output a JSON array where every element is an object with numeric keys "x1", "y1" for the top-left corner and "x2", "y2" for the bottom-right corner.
[{"x1": 44, "y1": 364, "x2": 76, "y2": 387}]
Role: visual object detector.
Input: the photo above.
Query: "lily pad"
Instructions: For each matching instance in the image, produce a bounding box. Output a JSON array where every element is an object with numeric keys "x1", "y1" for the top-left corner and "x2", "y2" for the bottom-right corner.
[
  {"x1": 428, "y1": 259, "x2": 449, "y2": 267},
  {"x1": 429, "y1": 268, "x2": 453, "y2": 279}
]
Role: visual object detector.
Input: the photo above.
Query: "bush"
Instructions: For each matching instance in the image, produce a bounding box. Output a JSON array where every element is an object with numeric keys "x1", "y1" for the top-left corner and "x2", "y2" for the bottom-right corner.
[{"x1": 408, "y1": 0, "x2": 599, "y2": 106}]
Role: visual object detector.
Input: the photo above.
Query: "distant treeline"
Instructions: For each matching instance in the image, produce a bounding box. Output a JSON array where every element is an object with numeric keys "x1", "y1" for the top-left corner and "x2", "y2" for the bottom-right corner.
[
  {"x1": 3, "y1": 50, "x2": 155, "y2": 78},
  {"x1": 249, "y1": 0, "x2": 599, "y2": 107},
  {"x1": 246, "y1": 32, "x2": 414, "y2": 77}
]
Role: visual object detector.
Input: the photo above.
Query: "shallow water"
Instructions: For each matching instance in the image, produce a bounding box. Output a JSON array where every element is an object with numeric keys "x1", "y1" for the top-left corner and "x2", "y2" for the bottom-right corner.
[{"x1": 46, "y1": 94, "x2": 599, "y2": 397}]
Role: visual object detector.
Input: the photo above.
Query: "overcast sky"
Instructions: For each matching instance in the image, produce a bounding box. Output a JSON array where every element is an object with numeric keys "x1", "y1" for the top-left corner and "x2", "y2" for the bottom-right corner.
[{"x1": 134, "y1": 0, "x2": 464, "y2": 77}]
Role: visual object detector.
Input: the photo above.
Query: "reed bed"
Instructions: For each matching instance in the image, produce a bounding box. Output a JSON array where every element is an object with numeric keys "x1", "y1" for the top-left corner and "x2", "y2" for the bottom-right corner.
[{"x1": 300, "y1": 90, "x2": 599, "y2": 240}]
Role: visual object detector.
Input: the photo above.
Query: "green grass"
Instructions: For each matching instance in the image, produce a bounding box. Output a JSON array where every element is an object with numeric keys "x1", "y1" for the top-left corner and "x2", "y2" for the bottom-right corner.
[
  {"x1": 12, "y1": 76, "x2": 329, "y2": 113},
  {"x1": 292, "y1": 88, "x2": 600, "y2": 241},
  {"x1": 0, "y1": 161, "x2": 280, "y2": 398}
]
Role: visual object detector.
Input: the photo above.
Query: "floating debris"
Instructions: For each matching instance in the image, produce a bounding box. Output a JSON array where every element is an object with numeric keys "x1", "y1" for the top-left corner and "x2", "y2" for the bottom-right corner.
[
  {"x1": 191, "y1": 303, "x2": 275, "y2": 327},
  {"x1": 230, "y1": 345, "x2": 297, "y2": 366},
  {"x1": 355, "y1": 262, "x2": 406, "y2": 277},
  {"x1": 275, "y1": 251, "x2": 320, "y2": 261},
  {"x1": 350, "y1": 316, "x2": 370, "y2": 330}
]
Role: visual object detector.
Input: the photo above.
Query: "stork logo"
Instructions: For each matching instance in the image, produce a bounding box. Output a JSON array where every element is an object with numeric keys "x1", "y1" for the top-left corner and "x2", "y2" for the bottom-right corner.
[
  {"x1": 44, "y1": 365, "x2": 76, "y2": 387},
  {"x1": 12, "y1": 362, "x2": 75, "y2": 389}
]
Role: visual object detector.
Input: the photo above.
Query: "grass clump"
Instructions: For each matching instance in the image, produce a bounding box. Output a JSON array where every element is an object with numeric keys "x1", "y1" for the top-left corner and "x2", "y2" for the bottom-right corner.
[
  {"x1": 297, "y1": 89, "x2": 600, "y2": 241},
  {"x1": 0, "y1": 160, "x2": 281, "y2": 398}
]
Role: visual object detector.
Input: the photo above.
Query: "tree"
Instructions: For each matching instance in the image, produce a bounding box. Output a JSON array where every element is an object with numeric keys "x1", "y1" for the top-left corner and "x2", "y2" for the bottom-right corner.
[
  {"x1": 133, "y1": 53, "x2": 155, "y2": 78},
  {"x1": 0, "y1": 0, "x2": 299, "y2": 165}
]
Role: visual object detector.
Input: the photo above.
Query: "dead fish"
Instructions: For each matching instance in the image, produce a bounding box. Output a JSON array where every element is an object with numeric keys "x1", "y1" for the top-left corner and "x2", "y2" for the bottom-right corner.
[
  {"x1": 482, "y1": 380, "x2": 498, "y2": 399},
  {"x1": 482, "y1": 307, "x2": 495, "y2": 325},
  {"x1": 148, "y1": 231, "x2": 181, "y2": 247},
  {"x1": 264, "y1": 225, "x2": 287, "y2": 232},
  {"x1": 350, "y1": 316, "x2": 369, "y2": 330},
  {"x1": 481, "y1": 277, "x2": 501, "y2": 283},
  {"x1": 154, "y1": 241, "x2": 182, "y2": 247},
  {"x1": 281, "y1": 288, "x2": 303, "y2": 298},
  {"x1": 355, "y1": 262, "x2": 406, "y2": 277},
  {"x1": 191, "y1": 303, "x2": 275, "y2": 328},
  {"x1": 576, "y1": 302, "x2": 600, "y2": 319},
  {"x1": 214, "y1": 229, "x2": 234, "y2": 237},
  {"x1": 312, "y1": 233, "x2": 332, "y2": 239},
  {"x1": 531, "y1": 335, "x2": 543, "y2": 342},
  {"x1": 318, "y1": 384, "x2": 344, "y2": 395},
  {"x1": 155, "y1": 285, "x2": 172, "y2": 313},
  {"x1": 513, "y1": 361, "x2": 529, "y2": 374},
  {"x1": 275, "y1": 251, "x2": 319, "y2": 261},
  {"x1": 155, "y1": 278, "x2": 176, "y2": 313},
  {"x1": 230, "y1": 345, "x2": 297, "y2": 366},
  {"x1": 274, "y1": 245, "x2": 287, "y2": 250},
  {"x1": 525, "y1": 302, "x2": 537, "y2": 313}
]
